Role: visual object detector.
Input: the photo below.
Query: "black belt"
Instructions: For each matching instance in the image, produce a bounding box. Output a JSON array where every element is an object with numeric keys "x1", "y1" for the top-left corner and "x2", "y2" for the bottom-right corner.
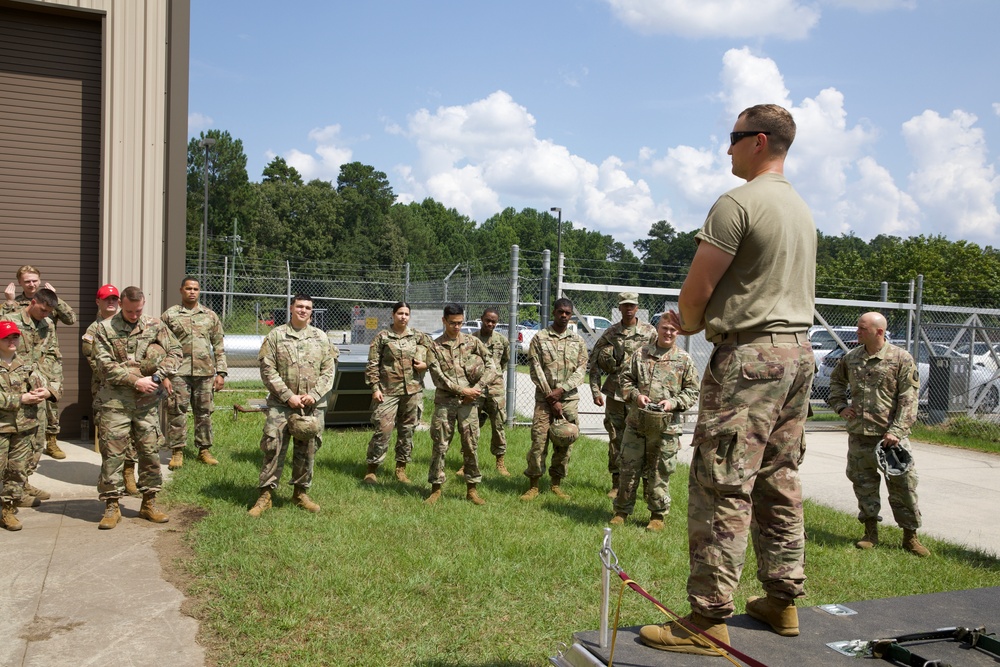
[{"x1": 710, "y1": 331, "x2": 807, "y2": 345}]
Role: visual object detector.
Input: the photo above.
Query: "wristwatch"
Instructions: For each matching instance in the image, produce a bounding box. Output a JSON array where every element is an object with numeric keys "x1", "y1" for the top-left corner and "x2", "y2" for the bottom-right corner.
[{"x1": 152, "y1": 373, "x2": 162, "y2": 384}]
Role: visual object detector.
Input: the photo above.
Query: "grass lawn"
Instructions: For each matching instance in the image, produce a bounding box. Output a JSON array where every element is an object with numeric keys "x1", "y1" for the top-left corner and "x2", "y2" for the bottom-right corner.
[{"x1": 162, "y1": 386, "x2": 1000, "y2": 666}]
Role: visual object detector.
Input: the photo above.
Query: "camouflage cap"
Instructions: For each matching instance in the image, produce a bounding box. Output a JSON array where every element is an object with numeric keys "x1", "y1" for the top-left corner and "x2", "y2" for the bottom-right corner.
[{"x1": 618, "y1": 292, "x2": 639, "y2": 305}]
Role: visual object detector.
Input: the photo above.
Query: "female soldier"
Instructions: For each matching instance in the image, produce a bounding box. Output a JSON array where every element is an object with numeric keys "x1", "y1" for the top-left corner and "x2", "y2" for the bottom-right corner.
[{"x1": 362, "y1": 302, "x2": 432, "y2": 484}]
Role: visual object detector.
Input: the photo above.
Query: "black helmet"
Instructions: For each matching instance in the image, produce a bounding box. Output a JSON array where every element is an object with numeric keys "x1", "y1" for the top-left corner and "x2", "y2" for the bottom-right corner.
[{"x1": 876, "y1": 439, "x2": 913, "y2": 477}]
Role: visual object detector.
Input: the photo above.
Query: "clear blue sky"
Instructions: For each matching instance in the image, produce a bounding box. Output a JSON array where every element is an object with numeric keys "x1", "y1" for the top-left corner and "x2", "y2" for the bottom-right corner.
[{"x1": 189, "y1": 0, "x2": 1000, "y2": 247}]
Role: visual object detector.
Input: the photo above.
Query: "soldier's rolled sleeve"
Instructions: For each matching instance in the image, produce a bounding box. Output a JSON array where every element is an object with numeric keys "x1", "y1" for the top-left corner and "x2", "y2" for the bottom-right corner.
[
  {"x1": 365, "y1": 334, "x2": 383, "y2": 391},
  {"x1": 156, "y1": 327, "x2": 183, "y2": 378},
  {"x1": 309, "y1": 340, "x2": 337, "y2": 404},
  {"x1": 888, "y1": 356, "x2": 919, "y2": 438},
  {"x1": 619, "y1": 359, "x2": 639, "y2": 404},
  {"x1": 674, "y1": 356, "x2": 701, "y2": 411},
  {"x1": 94, "y1": 332, "x2": 138, "y2": 388},
  {"x1": 562, "y1": 342, "x2": 588, "y2": 392}
]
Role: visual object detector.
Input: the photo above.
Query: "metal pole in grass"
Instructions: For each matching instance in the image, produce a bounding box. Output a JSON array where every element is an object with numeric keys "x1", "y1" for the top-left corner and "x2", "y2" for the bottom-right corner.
[
  {"x1": 507, "y1": 245, "x2": 519, "y2": 429},
  {"x1": 600, "y1": 527, "x2": 612, "y2": 648}
]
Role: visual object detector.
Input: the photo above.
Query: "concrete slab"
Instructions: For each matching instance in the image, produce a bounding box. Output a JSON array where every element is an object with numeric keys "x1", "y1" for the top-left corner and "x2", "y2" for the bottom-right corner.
[{"x1": 0, "y1": 440, "x2": 203, "y2": 667}]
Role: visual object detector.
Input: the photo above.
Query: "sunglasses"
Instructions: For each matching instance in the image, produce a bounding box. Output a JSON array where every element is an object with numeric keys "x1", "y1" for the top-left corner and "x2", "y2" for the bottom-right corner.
[{"x1": 730, "y1": 130, "x2": 770, "y2": 145}]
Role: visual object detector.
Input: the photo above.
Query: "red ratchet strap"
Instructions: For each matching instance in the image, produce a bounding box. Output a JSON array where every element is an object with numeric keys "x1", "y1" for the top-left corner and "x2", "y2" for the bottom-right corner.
[{"x1": 616, "y1": 570, "x2": 770, "y2": 667}]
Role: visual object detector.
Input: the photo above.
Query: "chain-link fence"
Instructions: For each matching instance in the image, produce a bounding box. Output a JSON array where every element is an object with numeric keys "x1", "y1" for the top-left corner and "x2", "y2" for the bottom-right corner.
[{"x1": 194, "y1": 249, "x2": 1000, "y2": 442}]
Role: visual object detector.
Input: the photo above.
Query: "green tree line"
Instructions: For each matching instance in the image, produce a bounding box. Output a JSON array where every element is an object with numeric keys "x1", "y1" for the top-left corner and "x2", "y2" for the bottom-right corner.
[{"x1": 188, "y1": 130, "x2": 1000, "y2": 307}]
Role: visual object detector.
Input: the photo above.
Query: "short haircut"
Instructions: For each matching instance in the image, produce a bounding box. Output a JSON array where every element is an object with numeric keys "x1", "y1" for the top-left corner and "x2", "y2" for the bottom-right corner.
[
  {"x1": 391, "y1": 301, "x2": 411, "y2": 314},
  {"x1": 17, "y1": 265, "x2": 40, "y2": 280},
  {"x1": 181, "y1": 276, "x2": 200, "y2": 288},
  {"x1": 443, "y1": 302, "x2": 464, "y2": 318},
  {"x1": 121, "y1": 286, "x2": 145, "y2": 302},
  {"x1": 481, "y1": 307, "x2": 500, "y2": 319},
  {"x1": 32, "y1": 288, "x2": 58, "y2": 308},
  {"x1": 291, "y1": 294, "x2": 313, "y2": 305},
  {"x1": 738, "y1": 104, "x2": 796, "y2": 156},
  {"x1": 553, "y1": 297, "x2": 574, "y2": 312}
]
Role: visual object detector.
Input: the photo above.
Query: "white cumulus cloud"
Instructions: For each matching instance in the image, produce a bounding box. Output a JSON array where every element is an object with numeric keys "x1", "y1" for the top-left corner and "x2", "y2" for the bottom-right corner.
[
  {"x1": 276, "y1": 124, "x2": 353, "y2": 183},
  {"x1": 188, "y1": 112, "x2": 214, "y2": 133},
  {"x1": 605, "y1": 0, "x2": 821, "y2": 39},
  {"x1": 902, "y1": 110, "x2": 1000, "y2": 242}
]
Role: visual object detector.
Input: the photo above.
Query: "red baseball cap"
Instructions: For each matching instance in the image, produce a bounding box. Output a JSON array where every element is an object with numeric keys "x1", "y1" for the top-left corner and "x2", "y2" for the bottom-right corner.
[
  {"x1": 0, "y1": 320, "x2": 21, "y2": 339},
  {"x1": 96, "y1": 284, "x2": 119, "y2": 300}
]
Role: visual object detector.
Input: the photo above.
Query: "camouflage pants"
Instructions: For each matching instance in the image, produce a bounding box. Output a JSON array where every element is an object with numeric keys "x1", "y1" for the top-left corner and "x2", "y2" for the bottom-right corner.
[
  {"x1": 45, "y1": 397, "x2": 59, "y2": 436},
  {"x1": 1, "y1": 430, "x2": 34, "y2": 503},
  {"x1": 526, "y1": 397, "x2": 579, "y2": 480},
  {"x1": 366, "y1": 392, "x2": 422, "y2": 466},
  {"x1": 94, "y1": 396, "x2": 136, "y2": 463},
  {"x1": 482, "y1": 384, "x2": 508, "y2": 457},
  {"x1": 97, "y1": 405, "x2": 164, "y2": 501},
  {"x1": 847, "y1": 433, "x2": 921, "y2": 530},
  {"x1": 28, "y1": 400, "x2": 48, "y2": 475},
  {"x1": 603, "y1": 396, "x2": 627, "y2": 476},
  {"x1": 614, "y1": 423, "x2": 680, "y2": 516},
  {"x1": 165, "y1": 375, "x2": 215, "y2": 451},
  {"x1": 428, "y1": 401, "x2": 482, "y2": 485},
  {"x1": 687, "y1": 340, "x2": 812, "y2": 618},
  {"x1": 257, "y1": 405, "x2": 325, "y2": 490}
]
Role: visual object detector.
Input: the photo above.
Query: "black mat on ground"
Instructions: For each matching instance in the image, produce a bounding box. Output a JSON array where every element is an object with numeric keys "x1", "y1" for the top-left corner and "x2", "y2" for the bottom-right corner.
[{"x1": 572, "y1": 587, "x2": 1000, "y2": 666}]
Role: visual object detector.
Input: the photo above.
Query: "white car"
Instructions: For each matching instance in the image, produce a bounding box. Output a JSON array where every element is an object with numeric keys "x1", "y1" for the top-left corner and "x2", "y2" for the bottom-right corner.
[
  {"x1": 810, "y1": 326, "x2": 858, "y2": 367},
  {"x1": 954, "y1": 341, "x2": 1000, "y2": 372}
]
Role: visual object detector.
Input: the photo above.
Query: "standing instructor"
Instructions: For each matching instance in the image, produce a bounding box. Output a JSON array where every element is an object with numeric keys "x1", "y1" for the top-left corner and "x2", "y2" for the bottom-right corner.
[{"x1": 642, "y1": 104, "x2": 816, "y2": 655}]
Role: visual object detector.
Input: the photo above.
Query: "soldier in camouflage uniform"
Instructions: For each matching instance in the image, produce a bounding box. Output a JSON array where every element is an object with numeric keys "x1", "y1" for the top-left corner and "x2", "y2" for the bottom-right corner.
[
  {"x1": 161, "y1": 277, "x2": 227, "y2": 470},
  {"x1": 828, "y1": 311, "x2": 929, "y2": 557},
  {"x1": 589, "y1": 292, "x2": 656, "y2": 498},
  {"x1": 641, "y1": 105, "x2": 814, "y2": 653},
  {"x1": 2, "y1": 265, "x2": 77, "y2": 460},
  {"x1": 2, "y1": 289, "x2": 63, "y2": 505},
  {"x1": 424, "y1": 303, "x2": 497, "y2": 506},
  {"x1": 521, "y1": 297, "x2": 589, "y2": 502},
  {"x1": 611, "y1": 318, "x2": 699, "y2": 531},
  {"x1": 92, "y1": 286, "x2": 182, "y2": 530},
  {"x1": 81, "y1": 284, "x2": 140, "y2": 496},
  {"x1": 248, "y1": 295, "x2": 337, "y2": 517},
  {"x1": 472, "y1": 307, "x2": 511, "y2": 476},
  {"x1": 363, "y1": 301, "x2": 431, "y2": 485},
  {"x1": 0, "y1": 320, "x2": 52, "y2": 531}
]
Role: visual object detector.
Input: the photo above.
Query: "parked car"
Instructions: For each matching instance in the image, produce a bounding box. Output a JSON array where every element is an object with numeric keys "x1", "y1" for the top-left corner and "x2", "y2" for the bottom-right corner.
[
  {"x1": 955, "y1": 342, "x2": 1000, "y2": 372},
  {"x1": 810, "y1": 326, "x2": 859, "y2": 367},
  {"x1": 811, "y1": 339, "x2": 859, "y2": 398}
]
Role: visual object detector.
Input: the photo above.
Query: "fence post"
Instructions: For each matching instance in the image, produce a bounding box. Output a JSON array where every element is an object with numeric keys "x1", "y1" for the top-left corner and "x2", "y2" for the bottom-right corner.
[
  {"x1": 404, "y1": 262, "x2": 410, "y2": 302},
  {"x1": 222, "y1": 256, "x2": 229, "y2": 320},
  {"x1": 540, "y1": 249, "x2": 551, "y2": 333},
  {"x1": 880, "y1": 281, "x2": 888, "y2": 303},
  {"x1": 286, "y1": 260, "x2": 291, "y2": 317},
  {"x1": 912, "y1": 274, "x2": 924, "y2": 357},
  {"x1": 507, "y1": 245, "x2": 520, "y2": 428},
  {"x1": 906, "y1": 278, "x2": 915, "y2": 353},
  {"x1": 556, "y1": 250, "x2": 564, "y2": 299}
]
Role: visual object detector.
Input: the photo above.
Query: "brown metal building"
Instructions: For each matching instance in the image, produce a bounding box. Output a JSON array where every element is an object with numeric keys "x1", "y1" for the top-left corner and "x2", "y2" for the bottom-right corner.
[{"x1": 0, "y1": 0, "x2": 190, "y2": 438}]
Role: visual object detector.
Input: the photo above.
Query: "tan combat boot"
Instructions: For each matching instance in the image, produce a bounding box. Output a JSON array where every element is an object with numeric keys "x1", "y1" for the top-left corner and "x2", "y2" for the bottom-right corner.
[
  {"x1": 640, "y1": 612, "x2": 730, "y2": 656},
  {"x1": 98, "y1": 499, "x2": 122, "y2": 530},
  {"x1": 363, "y1": 464, "x2": 378, "y2": 485},
  {"x1": 746, "y1": 595, "x2": 799, "y2": 636},
  {"x1": 24, "y1": 481, "x2": 50, "y2": 501},
  {"x1": 123, "y1": 463, "x2": 140, "y2": 497},
  {"x1": 44, "y1": 434, "x2": 67, "y2": 460},
  {"x1": 2, "y1": 501, "x2": 22, "y2": 531},
  {"x1": 425, "y1": 483, "x2": 443, "y2": 505},
  {"x1": 18, "y1": 493, "x2": 40, "y2": 508},
  {"x1": 607, "y1": 474, "x2": 620, "y2": 499},
  {"x1": 609, "y1": 512, "x2": 628, "y2": 526},
  {"x1": 495, "y1": 456, "x2": 511, "y2": 477},
  {"x1": 550, "y1": 478, "x2": 571, "y2": 500},
  {"x1": 520, "y1": 477, "x2": 540, "y2": 501},
  {"x1": 394, "y1": 463, "x2": 410, "y2": 484},
  {"x1": 856, "y1": 518, "x2": 879, "y2": 549},
  {"x1": 138, "y1": 493, "x2": 169, "y2": 523},
  {"x1": 903, "y1": 529, "x2": 931, "y2": 557},
  {"x1": 248, "y1": 489, "x2": 271, "y2": 517},
  {"x1": 293, "y1": 487, "x2": 320, "y2": 513},
  {"x1": 646, "y1": 513, "x2": 665, "y2": 532},
  {"x1": 466, "y1": 483, "x2": 486, "y2": 506},
  {"x1": 168, "y1": 450, "x2": 184, "y2": 470},
  {"x1": 197, "y1": 448, "x2": 219, "y2": 466}
]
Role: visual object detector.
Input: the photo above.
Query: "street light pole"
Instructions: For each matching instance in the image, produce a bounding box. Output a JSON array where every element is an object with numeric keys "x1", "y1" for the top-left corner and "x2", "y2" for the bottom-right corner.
[
  {"x1": 550, "y1": 207, "x2": 562, "y2": 298},
  {"x1": 198, "y1": 137, "x2": 216, "y2": 293}
]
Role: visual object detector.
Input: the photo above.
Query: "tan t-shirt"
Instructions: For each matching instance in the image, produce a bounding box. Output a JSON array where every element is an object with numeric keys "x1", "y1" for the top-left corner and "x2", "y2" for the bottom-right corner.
[{"x1": 696, "y1": 172, "x2": 816, "y2": 340}]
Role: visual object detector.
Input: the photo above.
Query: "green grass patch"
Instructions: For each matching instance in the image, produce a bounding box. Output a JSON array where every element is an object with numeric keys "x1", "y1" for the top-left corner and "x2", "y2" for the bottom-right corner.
[{"x1": 163, "y1": 388, "x2": 1000, "y2": 666}]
